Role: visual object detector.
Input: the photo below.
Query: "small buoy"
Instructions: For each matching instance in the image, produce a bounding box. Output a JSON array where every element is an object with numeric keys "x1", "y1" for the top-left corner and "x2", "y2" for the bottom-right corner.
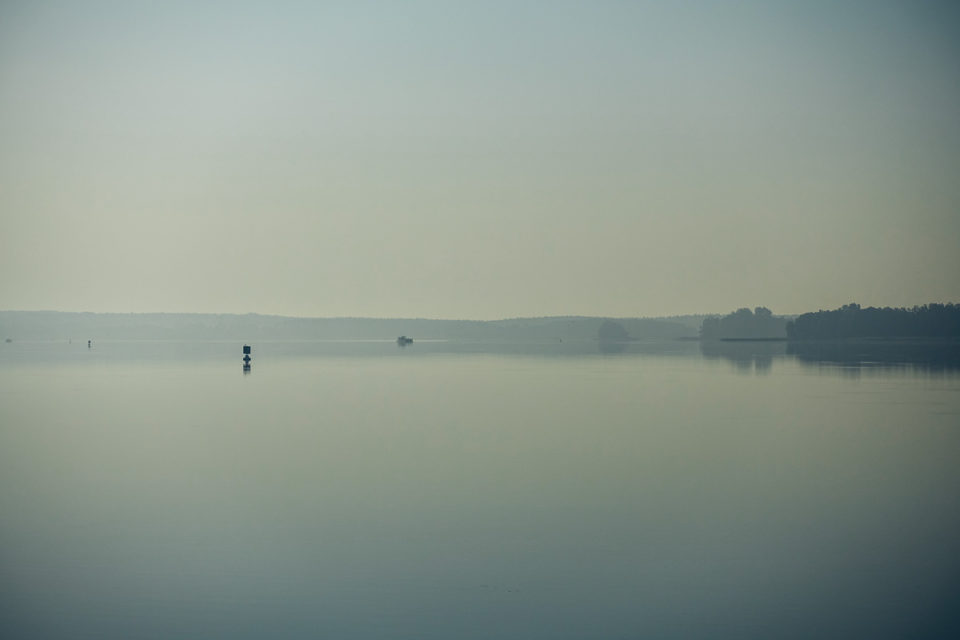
[{"x1": 242, "y1": 344, "x2": 252, "y2": 373}]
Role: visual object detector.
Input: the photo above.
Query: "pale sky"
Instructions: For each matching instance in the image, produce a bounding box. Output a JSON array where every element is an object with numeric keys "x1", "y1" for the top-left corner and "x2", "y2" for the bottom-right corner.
[{"x1": 1, "y1": 0, "x2": 958, "y2": 319}]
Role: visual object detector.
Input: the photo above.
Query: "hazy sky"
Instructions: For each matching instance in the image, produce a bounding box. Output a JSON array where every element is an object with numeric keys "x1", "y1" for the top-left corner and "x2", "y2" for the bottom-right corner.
[{"x1": 1, "y1": 0, "x2": 958, "y2": 319}]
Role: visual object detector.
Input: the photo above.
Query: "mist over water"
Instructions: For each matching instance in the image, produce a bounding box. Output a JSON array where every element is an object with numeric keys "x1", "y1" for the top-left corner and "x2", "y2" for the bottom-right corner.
[
  {"x1": 1, "y1": 340, "x2": 958, "y2": 639},
  {"x1": 3, "y1": 2, "x2": 957, "y2": 635}
]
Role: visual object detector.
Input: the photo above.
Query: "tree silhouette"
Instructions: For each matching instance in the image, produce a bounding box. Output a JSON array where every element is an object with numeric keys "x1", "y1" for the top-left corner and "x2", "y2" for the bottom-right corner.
[
  {"x1": 598, "y1": 320, "x2": 630, "y2": 342},
  {"x1": 700, "y1": 307, "x2": 786, "y2": 340}
]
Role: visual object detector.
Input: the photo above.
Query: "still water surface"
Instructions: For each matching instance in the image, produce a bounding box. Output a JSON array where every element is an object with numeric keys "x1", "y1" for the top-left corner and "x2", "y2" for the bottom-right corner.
[{"x1": 1, "y1": 340, "x2": 958, "y2": 639}]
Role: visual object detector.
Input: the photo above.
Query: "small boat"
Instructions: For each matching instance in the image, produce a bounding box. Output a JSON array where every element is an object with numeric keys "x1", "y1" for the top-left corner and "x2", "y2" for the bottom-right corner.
[{"x1": 397, "y1": 336, "x2": 413, "y2": 346}]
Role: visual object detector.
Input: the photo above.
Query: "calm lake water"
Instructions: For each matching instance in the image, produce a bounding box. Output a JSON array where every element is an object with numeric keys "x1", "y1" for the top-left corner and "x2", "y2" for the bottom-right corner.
[{"x1": 1, "y1": 340, "x2": 958, "y2": 639}]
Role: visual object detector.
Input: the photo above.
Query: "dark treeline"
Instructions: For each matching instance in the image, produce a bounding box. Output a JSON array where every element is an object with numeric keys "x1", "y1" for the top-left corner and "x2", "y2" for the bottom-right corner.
[
  {"x1": 700, "y1": 307, "x2": 788, "y2": 340},
  {"x1": 786, "y1": 303, "x2": 960, "y2": 340}
]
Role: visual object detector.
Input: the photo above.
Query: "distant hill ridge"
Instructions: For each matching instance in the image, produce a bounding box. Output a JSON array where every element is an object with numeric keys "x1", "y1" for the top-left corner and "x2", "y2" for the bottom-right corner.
[{"x1": 0, "y1": 311, "x2": 700, "y2": 341}]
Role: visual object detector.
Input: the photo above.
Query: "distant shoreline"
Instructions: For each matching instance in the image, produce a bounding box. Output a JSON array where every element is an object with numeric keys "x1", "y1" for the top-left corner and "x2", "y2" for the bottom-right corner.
[{"x1": 715, "y1": 337, "x2": 959, "y2": 343}]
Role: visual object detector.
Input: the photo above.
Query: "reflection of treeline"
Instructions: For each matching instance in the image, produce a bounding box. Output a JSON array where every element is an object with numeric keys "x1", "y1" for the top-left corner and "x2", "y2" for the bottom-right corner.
[
  {"x1": 700, "y1": 307, "x2": 788, "y2": 340},
  {"x1": 699, "y1": 339, "x2": 785, "y2": 374},
  {"x1": 787, "y1": 339, "x2": 960, "y2": 373},
  {"x1": 786, "y1": 303, "x2": 960, "y2": 340}
]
